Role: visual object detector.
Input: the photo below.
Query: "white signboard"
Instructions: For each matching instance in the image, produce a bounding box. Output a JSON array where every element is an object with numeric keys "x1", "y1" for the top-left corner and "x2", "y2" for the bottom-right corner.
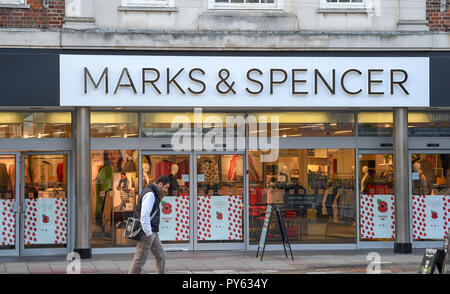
[
  {"x1": 360, "y1": 194, "x2": 395, "y2": 240},
  {"x1": 60, "y1": 55, "x2": 429, "y2": 107},
  {"x1": 412, "y1": 195, "x2": 450, "y2": 240}
]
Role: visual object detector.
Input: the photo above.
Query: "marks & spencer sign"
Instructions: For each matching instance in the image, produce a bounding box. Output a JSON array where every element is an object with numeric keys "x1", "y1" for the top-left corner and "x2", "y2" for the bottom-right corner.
[{"x1": 60, "y1": 55, "x2": 429, "y2": 107}]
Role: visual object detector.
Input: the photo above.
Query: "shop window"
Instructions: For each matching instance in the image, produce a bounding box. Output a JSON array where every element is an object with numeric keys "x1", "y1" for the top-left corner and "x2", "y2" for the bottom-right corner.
[
  {"x1": 90, "y1": 112, "x2": 138, "y2": 138},
  {"x1": 249, "y1": 149, "x2": 356, "y2": 245},
  {"x1": 411, "y1": 153, "x2": 450, "y2": 241},
  {"x1": 208, "y1": 0, "x2": 279, "y2": 10},
  {"x1": 359, "y1": 153, "x2": 395, "y2": 241},
  {"x1": 0, "y1": 112, "x2": 71, "y2": 139},
  {"x1": 358, "y1": 112, "x2": 393, "y2": 137},
  {"x1": 91, "y1": 150, "x2": 139, "y2": 248},
  {"x1": 197, "y1": 154, "x2": 244, "y2": 243},
  {"x1": 409, "y1": 112, "x2": 450, "y2": 137},
  {"x1": 141, "y1": 112, "x2": 245, "y2": 139},
  {"x1": 23, "y1": 154, "x2": 68, "y2": 248},
  {"x1": 250, "y1": 112, "x2": 355, "y2": 137},
  {"x1": 141, "y1": 154, "x2": 190, "y2": 244}
]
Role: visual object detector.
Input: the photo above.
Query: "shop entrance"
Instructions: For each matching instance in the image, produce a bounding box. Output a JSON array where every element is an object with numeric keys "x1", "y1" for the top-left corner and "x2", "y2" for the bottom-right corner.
[
  {"x1": 140, "y1": 151, "x2": 245, "y2": 250},
  {"x1": 358, "y1": 151, "x2": 395, "y2": 244},
  {"x1": 0, "y1": 152, "x2": 69, "y2": 256},
  {"x1": 410, "y1": 150, "x2": 450, "y2": 243}
]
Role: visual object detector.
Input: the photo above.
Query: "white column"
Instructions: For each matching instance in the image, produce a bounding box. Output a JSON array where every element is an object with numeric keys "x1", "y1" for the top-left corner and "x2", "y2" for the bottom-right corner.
[
  {"x1": 64, "y1": 0, "x2": 96, "y2": 30},
  {"x1": 397, "y1": 0, "x2": 429, "y2": 31}
]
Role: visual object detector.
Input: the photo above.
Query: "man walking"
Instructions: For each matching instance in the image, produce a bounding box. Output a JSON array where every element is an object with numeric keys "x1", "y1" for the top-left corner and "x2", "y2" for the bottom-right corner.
[{"x1": 129, "y1": 175, "x2": 171, "y2": 274}]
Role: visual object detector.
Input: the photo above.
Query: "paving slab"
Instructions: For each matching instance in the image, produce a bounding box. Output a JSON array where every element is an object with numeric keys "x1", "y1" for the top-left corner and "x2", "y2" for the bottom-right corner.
[{"x1": 5, "y1": 263, "x2": 29, "y2": 274}]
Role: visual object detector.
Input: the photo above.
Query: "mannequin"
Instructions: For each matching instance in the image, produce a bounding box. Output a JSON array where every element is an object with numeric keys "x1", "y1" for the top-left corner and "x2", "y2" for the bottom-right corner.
[
  {"x1": 322, "y1": 183, "x2": 336, "y2": 217},
  {"x1": 416, "y1": 155, "x2": 434, "y2": 194},
  {"x1": 360, "y1": 166, "x2": 369, "y2": 194},
  {"x1": 142, "y1": 163, "x2": 151, "y2": 187},
  {"x1": 413, "y1": 162, "x2": 431, "y2": 195},
  {"x1": 168, "y1": 164, "x2": 179, "y2": 196}
]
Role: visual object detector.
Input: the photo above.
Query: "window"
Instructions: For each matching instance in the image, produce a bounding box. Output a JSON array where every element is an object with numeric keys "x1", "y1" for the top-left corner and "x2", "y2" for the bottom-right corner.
[
  {"x1": 0, "y1": 112, "x2": 72, "y2": 138},
  {"x1": 249, "y1": 149, "x2": 356, "y2": 245},
  {"x1": 321, "y1": 0, "x2": 366, "y2": 8},
  {"x1": 409, "y1": 112, "x2": 450, "y2": 137},
  {"x1": 121, "y1": 0, "x2": 174, "y2": 8},
  {"x1": 209, "y1": 0, "x2": 282, "y2": 10},
  {"x1": 0, "y1": 0, "x2": 26, "y2": 4},
  {"x1": 91, "y1": 112, "x2": 138, "y2": 138},
  {"x1": 358, "y1": 112, "x2": 393, "y2": 137},
  {"x1": 250, "y1": 111, "x2": 355, "y2": 137},
  {"x1": 91, "y1": 150, "x2": 139, "y2": 248}
]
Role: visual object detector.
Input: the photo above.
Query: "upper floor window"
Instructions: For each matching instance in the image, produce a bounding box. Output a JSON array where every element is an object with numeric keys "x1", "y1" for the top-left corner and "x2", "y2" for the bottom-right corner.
[
  {"x1": 0, "y1": 0, "x2": 26, "y2": 5},
  {"x1": 209, "y1": 0, "x2": 283, "y2": 10},
  {"x1": 320, "y1": 0, "x2": 368, "y2": 9},
  {"x1": 121, "y1": 0, "x2": 174, "y2": 8}
]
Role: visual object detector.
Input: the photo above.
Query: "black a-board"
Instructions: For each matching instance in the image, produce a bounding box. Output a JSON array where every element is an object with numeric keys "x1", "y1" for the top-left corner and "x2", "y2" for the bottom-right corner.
[
  {"x1": 256, "y1": 204, "x2": 294, "y2": 261},
  {"x1": 419, "y1": 231, "x2": 450, "y2": 274}
]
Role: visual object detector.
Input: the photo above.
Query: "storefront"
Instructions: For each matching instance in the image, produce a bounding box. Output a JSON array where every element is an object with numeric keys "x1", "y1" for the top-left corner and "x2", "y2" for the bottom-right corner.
[{"x1": 1, "y1": 50, "x2": 449, "y2": 257}]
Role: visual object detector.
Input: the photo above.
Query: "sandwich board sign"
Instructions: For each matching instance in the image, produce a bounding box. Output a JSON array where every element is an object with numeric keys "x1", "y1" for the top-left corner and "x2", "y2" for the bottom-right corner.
[{"x1": 256, "y1": 204, "x2": 294, "y2": 261}]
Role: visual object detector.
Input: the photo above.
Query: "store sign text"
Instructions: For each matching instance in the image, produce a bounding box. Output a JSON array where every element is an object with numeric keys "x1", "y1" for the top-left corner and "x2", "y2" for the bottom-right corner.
[{"x1": 83, "y1": 67, "x2": 410, "y2": 96}]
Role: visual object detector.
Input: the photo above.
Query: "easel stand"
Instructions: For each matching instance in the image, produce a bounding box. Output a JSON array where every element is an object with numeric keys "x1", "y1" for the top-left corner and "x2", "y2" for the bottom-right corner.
[{"x1": 256, "y1": 204, "x2": 294, "y2": 261}]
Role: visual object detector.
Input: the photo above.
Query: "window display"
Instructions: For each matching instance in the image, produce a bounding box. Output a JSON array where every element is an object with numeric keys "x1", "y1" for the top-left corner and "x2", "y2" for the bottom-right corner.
[
  {"x1": 250, "y1": 112, "x2": 355, "y2": 137},
  {"x1": 23, "y1": 154, "x2": 68, "y2": 248},
  {"x1": 0, "y1": 112, "x2": 71, "y2": 138},
  {"x1": 358, "y1": 112, "x2": 393, "y2": 137},
  {"x1": 249, "y1": 149, "x2": 356, "y2": 245},
  {"x1": 90, "y1": 112, "x2": 138, "y2": 138},
  {"x1": 409, "y1": 112, "x2": 450, "y2": 137},
  {"x1": 0, "y1": 155, "x2": 15, "y2": 250},
  {"x1": 412, "y1": 153, "x2": 450, "y2": 241},
  {"x1": 142, "y1": 154, "x2": 190, "y2": 243},
  {"x1": 359, "y1": 154, "x2": 395, "y2": 241},
  {"x1": 91, "y1": 150, "x2": 139, "y2": 247},
  {"x1": 197, "y1": 154, "x2": 244, "y2": 243}
]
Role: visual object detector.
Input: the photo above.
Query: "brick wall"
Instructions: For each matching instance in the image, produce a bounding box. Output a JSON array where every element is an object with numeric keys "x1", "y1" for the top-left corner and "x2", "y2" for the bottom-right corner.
[
  {"x1": 427, "y1": 0, "x2": 450, "y2": 31},
  {"x1": 0, "y1": 0, "x2": 64, "y2": 29}
]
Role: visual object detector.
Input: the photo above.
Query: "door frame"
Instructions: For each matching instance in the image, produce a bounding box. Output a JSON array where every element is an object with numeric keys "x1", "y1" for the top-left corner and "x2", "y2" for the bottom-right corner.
[
  {"x1": 356, "y1": 148, "x2": 395, "y2": 249},
  {"x1": 19, "y1": 151, "x2": 72, "y2": 256},
  {"x1": 0, "y1": 152, "x2": 20, "y2": 256},
  {"x1": 193, "y1": 151, "x2": 247, "y2": 251},
  {"x1": 408, "y1": 148, "x2": 450, "y2": 249},
  {"x1": 140, "y1": 150, "x2": 194, "y2": 251}
]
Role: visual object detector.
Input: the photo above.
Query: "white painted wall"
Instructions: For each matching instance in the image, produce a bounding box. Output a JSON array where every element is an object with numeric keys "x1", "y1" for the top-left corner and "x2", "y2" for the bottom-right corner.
[{"x1": 80, "y1": 0, "x2": 426, "y2": 32}]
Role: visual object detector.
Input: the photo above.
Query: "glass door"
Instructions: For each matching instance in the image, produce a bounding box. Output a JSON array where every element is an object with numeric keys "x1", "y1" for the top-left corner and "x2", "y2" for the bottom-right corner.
[
  {"x1": 410, "y1": 152, "x2": 450, "y2": 241},
  {"x1": 141, "y1": 153, "x2": 191, "y2": 249},
  {"x1": 194, "y1": 153, "x2": 245, "y2": 250},
  {"x1": 21, "y1": 152, "x2": 69, "y2": 254},
  {"x1": 358, "y1": 152, "x2": 395, "y2": 242},
  {"x1": 0, "y1": 153, "x2": 19, "y2": 256}
]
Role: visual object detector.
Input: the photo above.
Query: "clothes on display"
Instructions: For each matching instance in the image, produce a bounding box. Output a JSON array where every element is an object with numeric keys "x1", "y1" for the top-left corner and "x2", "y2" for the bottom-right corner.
[
  {"x1": 57, "y1": 162, "x2": 64, "y2": 183},
  {"x1": 176, "y1": 160, "x2": 189, "y2": 180},
  {"x1": 201, "y1": 159, "x2": 219, "y2": 187},
  {"x1": 0, "y1": 163, "x2": 9, "y2": 189},
  {"x1": 123, "y1": 151, "x2": 137, "y2": 173},
  {"x1": 168, "y1": 173, "x2": 179, "y2": 196},
  {"x1": 155, "y1": 160, "x2": 172, "y2": 179}
]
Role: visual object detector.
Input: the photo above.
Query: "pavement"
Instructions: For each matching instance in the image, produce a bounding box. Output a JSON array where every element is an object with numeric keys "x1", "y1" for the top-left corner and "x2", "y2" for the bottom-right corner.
[{"x1": 0, "y1": 248, "x2": 426, "y2": 274}]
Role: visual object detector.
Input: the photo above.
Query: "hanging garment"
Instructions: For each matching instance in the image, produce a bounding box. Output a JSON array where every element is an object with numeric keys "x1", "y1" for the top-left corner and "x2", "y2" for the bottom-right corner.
[
  {"x1": 338, "y1": 188, "x2": 356, "y2": 220},
  {"x1": 201, "y1": 159, "x2": 219, "y2": 186},
  {"x1": 176, "y1": 160, "x2": 189, "y2": 180},
  {"x1": 155, "y1": 160, "x2": 172, "y2": 179},
  {"x1": 32, "y1": 160, "x2": 55, "y2": 184},
  {"x1": 57, "y1": 161, "x2": 64, "y2": 183},
  {"x1": 7, "y1": 162, "x2": 14, "y2": 191},
  {"x1": 168, "y1": 173, "x2": 179, "y2": 196},
  {"x1": 0, "y1": 163, "x2": 9, "y2": 188},
  {"x1": 248, "y1": 155, "x2": 260, "y2": 182}
]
